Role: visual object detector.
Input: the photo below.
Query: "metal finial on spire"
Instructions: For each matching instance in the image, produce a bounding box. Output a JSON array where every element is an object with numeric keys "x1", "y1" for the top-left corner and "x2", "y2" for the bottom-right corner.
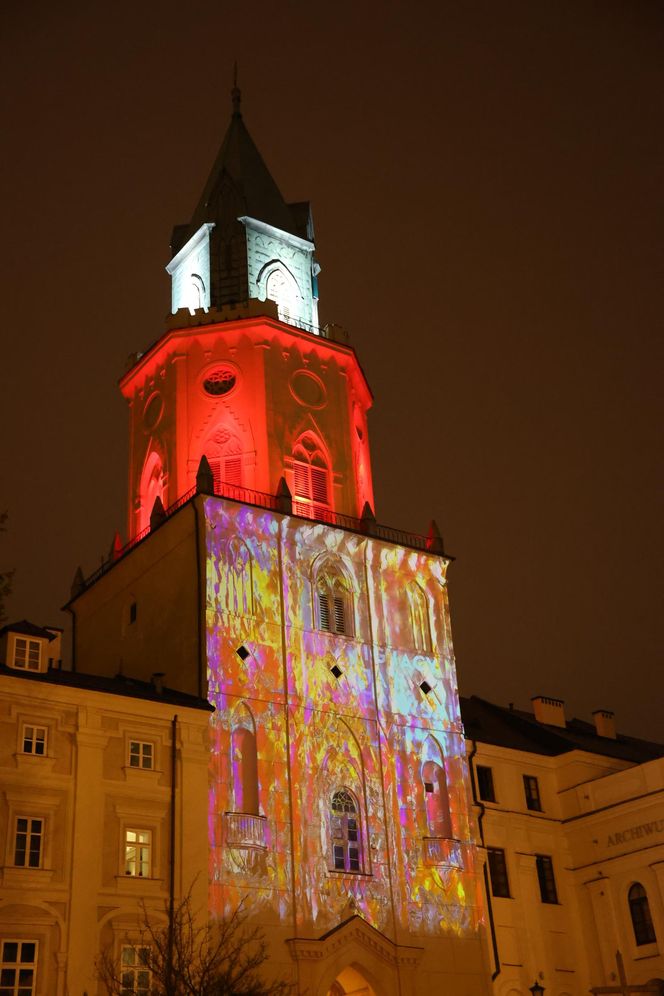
[{"x1": 231, "y1": 62, "x2": 241, "y2": 116}]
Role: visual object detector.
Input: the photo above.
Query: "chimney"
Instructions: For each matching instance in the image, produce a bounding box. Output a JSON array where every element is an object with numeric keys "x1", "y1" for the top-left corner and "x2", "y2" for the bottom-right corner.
[
  {"x1": 532, "y1": 695, "x2": 566, "y2": 728},
  {"x1": 151, "y1": 672, "x2": 165, "y2": 695},
  {"x1": 592, "y1": 709, "x2": 616, "y2": 739}
]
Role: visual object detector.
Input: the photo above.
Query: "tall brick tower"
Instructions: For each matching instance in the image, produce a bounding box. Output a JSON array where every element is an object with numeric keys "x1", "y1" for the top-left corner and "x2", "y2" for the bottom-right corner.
[{"x1": 69, "y1": 88, "x2": 490, "y2": 996}]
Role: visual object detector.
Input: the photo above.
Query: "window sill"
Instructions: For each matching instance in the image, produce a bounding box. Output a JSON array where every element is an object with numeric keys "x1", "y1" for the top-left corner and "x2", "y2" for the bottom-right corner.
[
  {"x1": 14, "y1": 753, "x2": 57, "y2": 775},
  {"x1": 1, "y1": 866, "x2": 55, "y2": 887},
  {"x1": 326, "y1": 869, "x2": 372, "y2": 877},
  {"x1": 114, "y1": 875, "x2": 164, "y2": 895},
  {"x1": 634, "y1": 944, "x2": 659, "y2": 959}
]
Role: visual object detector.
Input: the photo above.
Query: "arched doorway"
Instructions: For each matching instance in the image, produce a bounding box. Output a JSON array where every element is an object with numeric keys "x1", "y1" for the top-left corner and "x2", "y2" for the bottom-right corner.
[{"x1": 327, "y1": 964, "x2": 378, "y2": 996}]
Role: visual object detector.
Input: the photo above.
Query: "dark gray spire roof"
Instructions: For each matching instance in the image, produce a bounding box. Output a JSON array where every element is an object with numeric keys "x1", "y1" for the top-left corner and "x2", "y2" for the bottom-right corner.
[{"x1": 172, "y1": 88, "x2": 305, "y2": 256}]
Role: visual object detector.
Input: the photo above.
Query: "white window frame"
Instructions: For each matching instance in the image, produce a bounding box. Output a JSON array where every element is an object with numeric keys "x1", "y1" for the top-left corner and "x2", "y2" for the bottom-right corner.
[
  {"x1": 12, "y1": 637, "x2": 42, "y2": 671},
  {"x1": 0, "y1": 939, "x2": 38, "y2": 996},
  {"x1": 124, "y1": 828, "x2": 152, "y2": 878},
  {"x1": 21, "y1": 724, "x2": 48, "y2": 757},
  {"x1": 120, "y1": 944, "x2": 152, "y2": 995},
  {"x1": 13, "y1": 816, "x2": 43, "y2": 869},
  {"x1": 128, "y1": 740, "x2": 154, "y2": 770}
]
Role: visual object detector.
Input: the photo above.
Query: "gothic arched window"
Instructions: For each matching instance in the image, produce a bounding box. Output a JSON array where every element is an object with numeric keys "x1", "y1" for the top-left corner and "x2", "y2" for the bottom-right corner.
[
  {"x1": 330, "y1": 788, "x2": 361, "y2": 872},
  {"x1": 265, "y1": 264, "x2": 300, "y2": 324},
  {"x1": 203, "y1": 425, "x2": 244, "y2": 495},
  {"x1": 226, "y1": 538, "x2": 254, "y2": 617},
  {"x1": 422, "y1": 750, "x2": 453, "y2": 839},
  {"x1": 292, "y1": 432, "x2": 331, "y2": 520},
  {"x1": 407, "y1": 581, "x2": 431, "y2": 653},
  {"x1": 139, "y1": 450, "x2": 165, "y2": 534},
  {"x1": 231, "y1": 710, "x2": 259, "y2": 815},
  {"x1": 629, "y1": 883, "x2": 657, "y2": 946},
  {"x1": 314, "y1": 560, "x2": 353, "y2": 636}
]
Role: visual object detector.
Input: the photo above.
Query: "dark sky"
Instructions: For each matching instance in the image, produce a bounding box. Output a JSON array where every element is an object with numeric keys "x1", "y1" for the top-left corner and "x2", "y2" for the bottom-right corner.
[{"x1": 2, "y1": 2, "x2": 662, "y2": 739}]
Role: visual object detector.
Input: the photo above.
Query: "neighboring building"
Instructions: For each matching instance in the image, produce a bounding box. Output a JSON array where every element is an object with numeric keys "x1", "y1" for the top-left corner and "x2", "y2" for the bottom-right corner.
[
  {"x1": 462, "y1": 695, "x2": 664, "y2": 996},
  {"x1": 63, "y1": 88, "x2": 492, "y2": 996},
  {"x1": 0, "y1": 618, "x2": 212, "y2": 996}
]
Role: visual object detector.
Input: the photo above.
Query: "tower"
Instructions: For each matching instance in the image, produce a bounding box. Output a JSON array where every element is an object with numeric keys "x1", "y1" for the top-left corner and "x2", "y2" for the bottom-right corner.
[{"x1": 68, "y1": 89, "x2": 490, "y2": 996}]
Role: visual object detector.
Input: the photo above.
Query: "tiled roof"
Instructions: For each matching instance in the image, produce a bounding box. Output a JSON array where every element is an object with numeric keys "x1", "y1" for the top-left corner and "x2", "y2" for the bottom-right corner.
[
  {"x1": 460, "y1": 695, "x2": 664, "y2": 764},
  {"x1": 0, "y1": 620, "x2": 59, "y2": 640},
  {"x1": 0, "y1": 662, "x2": 213, "y2": 712}
]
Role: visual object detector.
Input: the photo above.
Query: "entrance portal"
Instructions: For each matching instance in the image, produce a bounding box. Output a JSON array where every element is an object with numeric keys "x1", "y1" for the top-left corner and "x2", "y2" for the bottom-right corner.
[{"x1": 328, "y1": 964, "x2": 378, "y2": 996}]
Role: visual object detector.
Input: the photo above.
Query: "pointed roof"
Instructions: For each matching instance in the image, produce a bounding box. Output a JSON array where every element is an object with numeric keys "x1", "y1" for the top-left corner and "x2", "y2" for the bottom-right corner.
[{"x1": 173, "y1": 87, "x2": 304, "y2": 255}]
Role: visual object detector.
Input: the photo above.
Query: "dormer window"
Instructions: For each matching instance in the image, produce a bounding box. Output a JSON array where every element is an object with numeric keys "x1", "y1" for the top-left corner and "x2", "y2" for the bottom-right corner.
[{"x1": 13, "y1": 638, "x2": 41, "y2": 671}]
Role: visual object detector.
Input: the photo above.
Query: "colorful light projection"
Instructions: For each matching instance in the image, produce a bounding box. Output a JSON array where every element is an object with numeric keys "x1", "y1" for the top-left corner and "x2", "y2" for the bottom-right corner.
[{"x1": 204, "y1": 496, "x2": 483, "y2": 938}]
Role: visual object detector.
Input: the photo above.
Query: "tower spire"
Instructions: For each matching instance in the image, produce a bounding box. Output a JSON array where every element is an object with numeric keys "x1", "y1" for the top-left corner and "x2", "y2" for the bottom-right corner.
[{"x1": 231, "y1": 62, "x2": 241, "y2": 117}]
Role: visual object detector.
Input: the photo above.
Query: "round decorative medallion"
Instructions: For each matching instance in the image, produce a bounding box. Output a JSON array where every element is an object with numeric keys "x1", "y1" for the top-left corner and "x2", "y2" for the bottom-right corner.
[
  {"x1": 202, "y1": 366, "x2": 237, "y2": 398},
  {"x1": 143, "y1": 392, "x2": 163, "y2": 431},
  {"x1": 289, "y1": 370, "x2": 327, "y2": 409}
]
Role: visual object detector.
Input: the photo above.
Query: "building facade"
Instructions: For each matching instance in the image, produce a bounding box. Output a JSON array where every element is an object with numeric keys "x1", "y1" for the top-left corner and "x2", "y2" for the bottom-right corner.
[
  {"x1": 0, "y1": 619, "x2": 211, "y2": 996},
  {"x1": 63, "y1": 89, "x2": 492, "y2": 995},
  {"x1": 463, "y1": 695, "x2": 664, "y2": 996}
]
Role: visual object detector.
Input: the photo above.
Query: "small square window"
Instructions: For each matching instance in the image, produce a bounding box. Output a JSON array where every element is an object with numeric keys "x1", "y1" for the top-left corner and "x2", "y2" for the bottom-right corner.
[
  {"x1": 523, "y1": 774, "x2": 542, "y2": 812},
  {"x1": 330, "y1": 664, "x2": 343, "y2": 679},
  {"x1": 477, "y1": 765, "x2": 496, "y2": 803},
  {"x1": 13, "y1": 638, "x2": 42, "y2": 671},
  {"x1": 236, "y1": 645, "x2": 250, "y2": 661},
  {"x1": 129, "y1": 741, "x2": 154, "y2": 770},
  {"x1": 424, "y1": 781, "x2": 434, "y2": 793},
  {"x1": 419, "y1": 680, "x2": 432, "y2": 695},
  {"x1": 22, "y1": 725, "x2": 48, "y2": 756}
]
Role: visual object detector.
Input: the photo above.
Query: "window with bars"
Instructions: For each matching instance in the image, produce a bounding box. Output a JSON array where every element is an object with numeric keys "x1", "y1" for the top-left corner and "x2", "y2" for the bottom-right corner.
[
  {"x1": 22, "y1": 725, "x2": 47, "y2": 756},
  {"x1": 316, "y1": 572, "x2": 352, "y2": 636},
  {"x1": 487, "y1": 847, "x2": 510, "y2": 897},
  {"x1": 128, "y1": 741, "x2": 154, "y2": 770},
  {"x1": 535, "y1": 854, "x2": 558, "y2": 904},
  {"x1": 628, "y1": 883, "x2": 657, "y2": 945},
  {"x1": 124, "y1": 829, "x2": 151, "y2": 878},
  {"x1": 14, "y1": 817, "x2": 43, "y2": 868},
  {"x1": 476, "y1": 765, "x2": 496, "y2": 803},
  {"x1": 120, "y1": 945, "x2": 151, "y2": 996},
  {"x1": 0, "y1": 940, "x2": 38, "y2": 996},
  {"x1": 523, "y1": 774, "x2": 543, "y2": 811},
  {"x1": 330, "y1": 789, "x2": 362, "y2": 873},
  {"x1": 12, "y1": 638, "x2": 41, "y2": 671}
]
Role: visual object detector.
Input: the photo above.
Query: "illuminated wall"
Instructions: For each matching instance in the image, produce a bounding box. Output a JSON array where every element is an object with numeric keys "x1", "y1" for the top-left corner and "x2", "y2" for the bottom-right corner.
[
  {"x1": 243, "y1": 217, "x2": 319, "y2": 329},
  {"x1": 204, "y1": 495, "x2": 483, "y2": 940}
]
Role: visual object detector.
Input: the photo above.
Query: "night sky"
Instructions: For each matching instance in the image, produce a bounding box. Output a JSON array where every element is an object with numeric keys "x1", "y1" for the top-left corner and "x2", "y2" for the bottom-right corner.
[{"x1": 2, "y1": 2, "x2": 662, "y2": 739}]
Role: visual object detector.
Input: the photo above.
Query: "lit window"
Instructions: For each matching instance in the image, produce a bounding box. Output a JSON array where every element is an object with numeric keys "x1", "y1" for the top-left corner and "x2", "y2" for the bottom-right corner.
[
  {"x1": 121, "y1": 945, "x2": 151, "y2": 996},
  {"x1": 13, "y1": 638, "x2": 41, "y2": 671},
  {"x1": 22, "y1": 725, "x2": 47, "y2": 756},
  {"x1": 0, "y1": 940, "x2": 38, "y2": 996},
  {"x1": 128, "y1": 741, "x2": 153, "y2": 770},
  {"x1": 292, "y1": 433, "x2": 331, "y2": 521},
  {"x1": 487, "y1": 847, "x2": 510, "y2": 898},
  {"x1": 14, "y1": 817, "x2": 43, "y2": 868},
  {"x1": 628, "y1": 883, "x2": 657, "y2": 945},
  {"x1": 535, "y1": 854, "x2": 558, "y2": 904},
  {"x1": 477, "y1": 765, "x2": 496, "y2": 803},
  {"x1": 407, "y1": 582, "x2": 431, "y2": 653},
  {"x1": 330, "y1": 789, "x2": 362, "y2": 873},
  {"x1": 316, "y1": 569, "x2": 352, "y2": 636},
  {"x1": 523, "y1": 774, "x2": 542, "y2": 811},
  {"x1": 124, "y1": 829, "x2": 151, "y2": 877}
]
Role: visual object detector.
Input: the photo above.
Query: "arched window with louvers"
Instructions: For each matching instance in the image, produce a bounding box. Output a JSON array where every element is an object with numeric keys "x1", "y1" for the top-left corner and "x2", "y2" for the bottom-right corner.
[
  {"x1": 292, "y1": 431, "x2": 332, "y2": 521},
  {"x1": 313, "y1": 557, "x2": 353, "y2": 637}
]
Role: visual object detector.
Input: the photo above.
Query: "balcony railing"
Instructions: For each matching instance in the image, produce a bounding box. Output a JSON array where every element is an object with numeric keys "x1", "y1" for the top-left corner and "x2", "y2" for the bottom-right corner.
[
  {"x1": 74, "y1": 477, "x2": 447, "y2": 594},
  {"x1": 423, "y1": 837, "x2": 464, "y2": 868},
  {"x1": 225, "y1": 812, "x2": 267, "y2": 849}
]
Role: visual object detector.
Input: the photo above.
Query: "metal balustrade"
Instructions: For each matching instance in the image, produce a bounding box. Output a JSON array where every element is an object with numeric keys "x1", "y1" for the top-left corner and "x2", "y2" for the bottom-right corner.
[{"x1": 225, "y1": 812, "x2": 267, "y2": 849}]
